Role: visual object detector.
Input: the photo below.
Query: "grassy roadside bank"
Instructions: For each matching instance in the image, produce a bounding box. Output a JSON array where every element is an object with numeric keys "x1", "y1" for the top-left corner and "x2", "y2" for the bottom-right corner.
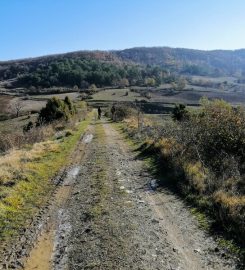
[
  {"x1": 0, "y1": 111, "x2": 93, "y2": 244},
  {"x1": 112, "y1": 119, "x2": 245, "y2": 265}
]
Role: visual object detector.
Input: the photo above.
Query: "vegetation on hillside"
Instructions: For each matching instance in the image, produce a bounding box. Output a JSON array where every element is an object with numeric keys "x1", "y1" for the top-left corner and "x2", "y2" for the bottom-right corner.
[
  {"x1": 1, "y1": 57, "x2": 172, "y2": 90},
  {"x1": 115, "y1": 47, "x2": 245, "y2": 76},
  {"x1": 118, "y1": 99, "x2": 245, "y2": 249},
  {"x1": 2, "y1": 47, "x2": 245, "y2": 94}
]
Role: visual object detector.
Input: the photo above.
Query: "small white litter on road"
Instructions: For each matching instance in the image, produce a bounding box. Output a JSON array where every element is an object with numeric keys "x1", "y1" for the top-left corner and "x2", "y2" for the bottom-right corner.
[
  {"x1": 82, "y1": 134, "x2": 93, "y2": 144},
  {"x1": 63, "y1": 166, "x2": 81, "y2": 186}
]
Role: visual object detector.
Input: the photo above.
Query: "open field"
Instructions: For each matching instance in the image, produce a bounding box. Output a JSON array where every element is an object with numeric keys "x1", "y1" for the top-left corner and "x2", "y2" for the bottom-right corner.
[
  {"x1": 155, "y1": 88, "x2": 245, "y2": 105},
  {"x1": 0, "y1": 92, "x2": 80, "y2": 112},
  {"x1": 1, "y1": 76, "x2": 245, "y2": 136},
  {"x1": 91, "y1": 85, "x2": 245, "y2": 108},
  {"x1": 189, "y1": 75, "x2": 237, "y2": 83},
  {"x1": 92, "y1": 88, "x2": 146, "y2": 102},
  {"x1": 0, "y1": 95, "x2": 14, "y2": 116},
  {"x1": 30, "y1": 92, "x2": 80, "y2": 101},
  {"x1": 0, "y1": 95, "x2": 45, "y2": 116},
  {"x1": 0, "y1": 114, "x2": 38, "y2": 133},
  {"x1": 90, "y1": 86, "x2": 245, "y2": 117}
]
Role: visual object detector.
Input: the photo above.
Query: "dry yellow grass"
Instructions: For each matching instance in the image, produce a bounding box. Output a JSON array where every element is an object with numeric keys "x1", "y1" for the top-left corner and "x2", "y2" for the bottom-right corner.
[
  {"x1": 123, "y1": 117, "x2": 138, "y2": 129},
  {"x1": 183, "y1": 162, "x2": 207, "y2": 193},
  {"x1": 123, "y1": 115, "x2": 154, "y2": 129},
  {"x1": 0, "y1": 140, "x2": 59, "y2": 185},
  {"x1": 156, "y1": 137, "x2": 181, "y2": 157},
  {"x1": 214, "y1": 191, "x2": 245, "y2": 208}
]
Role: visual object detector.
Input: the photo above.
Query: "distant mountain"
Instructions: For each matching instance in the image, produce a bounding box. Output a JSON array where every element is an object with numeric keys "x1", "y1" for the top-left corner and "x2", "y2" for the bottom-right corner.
[
  {"x1": 1, "y1": 47, "x2": 245, "y2": 92},
  {"x1": 2, "y1": 47, "x2": 245, "y2": 76},
  {"x1": 114, "y1": 47, "x2": 245, "y2": 75}
]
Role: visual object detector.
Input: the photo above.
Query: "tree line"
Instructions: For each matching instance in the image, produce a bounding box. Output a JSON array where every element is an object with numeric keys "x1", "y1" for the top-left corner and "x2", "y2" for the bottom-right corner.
[{"x1": 1, "y1": 58, "x2": 176, "y2": 89}]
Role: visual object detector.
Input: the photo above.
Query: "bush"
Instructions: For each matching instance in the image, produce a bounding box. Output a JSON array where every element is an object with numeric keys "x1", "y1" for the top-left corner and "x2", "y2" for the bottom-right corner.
[
  {"x1": 113, "y1": 104, "x2": 136, "y2": 121},
  {"x1": 187, "y1": 98, "x2": 245, "y2": 181},
  {"x1": 64, "y1": 96, "x2": 76, "y2": 115},
  {"x1": 37, "y1": 97, "x2": 76, "y2": 124},
  {"x1": 23, "y1": 121, "x2": 34, "y2": 133},
  {"x1": 165, "y1": 99, "x2": 245, "y2": 242},
  {"x1": 65, "y1": 129, "x2": 73, "y2": 137},
  {"x1": 172, "y1": 104, "x2": 189, "y2": 121},
  {"x1": 123, "y1": 98, "x2": 245, "y2": 245}
]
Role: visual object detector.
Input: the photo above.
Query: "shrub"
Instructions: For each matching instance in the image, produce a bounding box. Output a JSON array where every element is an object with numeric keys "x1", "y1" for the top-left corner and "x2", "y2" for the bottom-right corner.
[
  {"x1": 37, "y1": 97, "x2": 75, "y2": 124},
  {"x1": 183, "y1": 162, "x2": 208, "y2": 193},
  {"x1": 113, "y1": 104, "x2": 136, "y2": 122},
  {"x1": 123, "y1": 98, "x2": 245, "y2": 244},
  {"x1": 64, "y1": 96, "x2": 76, "y2": 115},
  {"x1": 65, "y1": 129, "x2": 73, "y2": 137},
  {"x1": 188, "y1": 99, "x2": 245, "y2": 180},
  {"x1": 23, "y1": 121, "x2": 34, "y2": 133},
  {"x1": 172, "y1": 104, "x2": 189, "y2": 121}
]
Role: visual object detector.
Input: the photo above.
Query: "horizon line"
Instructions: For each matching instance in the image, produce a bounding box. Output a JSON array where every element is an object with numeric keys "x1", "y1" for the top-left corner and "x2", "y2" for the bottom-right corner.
[{"x1": 1, "y1": 45, "x2": 245, "y2": 63}]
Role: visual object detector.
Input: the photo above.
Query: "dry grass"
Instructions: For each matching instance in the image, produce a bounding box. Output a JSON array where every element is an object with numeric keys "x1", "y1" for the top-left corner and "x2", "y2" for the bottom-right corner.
[
  {"x1": 156, "y1": 138, "x2": 180, "y2": 157},
  {"x1": 0, "y1": 95, "x2": 13, "y2": 115},
  {"x1": 123, "y1": 117, "x2": 138, "y2": 129},
  {"x1": 0, "y1": 110, "x2": 92, "y2": 242},
  {"x1": 183, "y1": 162, "x2": 207, "y2": 193},
  {"x1": 0, "y1": 140, "x2": 59, "y2": 186},
  {"x1": 214, "y1": 191, "x2": 245, "y2": 208},
  {"x1": 0, "y1": 123, "x2": 55, "y2": 152}
]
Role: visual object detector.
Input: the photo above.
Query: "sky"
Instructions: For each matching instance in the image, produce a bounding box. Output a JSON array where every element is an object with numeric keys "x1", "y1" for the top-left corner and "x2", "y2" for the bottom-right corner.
[{"x1": 1, "y1": 0, "x2": 245, "y2": 60}]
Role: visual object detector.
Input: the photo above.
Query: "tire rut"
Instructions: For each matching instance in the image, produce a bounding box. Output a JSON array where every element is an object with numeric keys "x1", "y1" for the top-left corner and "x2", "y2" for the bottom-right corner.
[
  {"x1": 63, "y1": 119, "x2": 237, "y2": 270},
  {"x1": 23, "y1": 119, "x2": 238, "y2": 270}
]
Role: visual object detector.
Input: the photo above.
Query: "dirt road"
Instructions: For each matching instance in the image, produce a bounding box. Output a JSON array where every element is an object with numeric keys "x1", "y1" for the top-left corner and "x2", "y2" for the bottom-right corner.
[{"x1": 23, "y1": 119, "x2": 237, "y2": 270}]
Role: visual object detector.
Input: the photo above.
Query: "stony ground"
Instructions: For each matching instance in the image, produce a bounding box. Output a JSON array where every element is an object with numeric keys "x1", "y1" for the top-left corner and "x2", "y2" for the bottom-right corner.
[{"x1": 22, "y1": 118, "x2": 239, "y2": 270}]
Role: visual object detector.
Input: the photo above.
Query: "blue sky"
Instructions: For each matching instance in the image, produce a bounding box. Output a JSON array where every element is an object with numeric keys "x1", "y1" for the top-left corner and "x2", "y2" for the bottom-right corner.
[{"x1": 1, "y1": 0, "x2": 245, "y2": 60}]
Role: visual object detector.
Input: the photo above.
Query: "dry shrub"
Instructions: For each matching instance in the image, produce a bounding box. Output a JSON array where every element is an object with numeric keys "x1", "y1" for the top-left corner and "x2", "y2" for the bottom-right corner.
[
  {"x1": 0, "y1": 123, "x2": 56, "y2": 154},
  {"x1": 123, "y1": 99, "x2": 245, "y2": 243},
  {"x1": 0, "y1": 133, "x2": 17, "y2": 152},
  {"x1": 123, "y1": 117, "x2": 138, "y2": 130},
  {"x1": 183, "y1": 162, "x2": 207, "y2": 193},
  {"x1": 213, "y1": 190, "x2": 245, "y2": 238},
  {"x1": 24, "y1": 125, "x2": 55, "y2": 145},
  {"x1": 114, "y1": 104, "x2": 137, "y2": 121},
  {"x1": 0, "y1": 132, "x2": 27, "y2": 152},
  {"x1": 156, "y1": 138, "x2": 180, "y2": 157}
]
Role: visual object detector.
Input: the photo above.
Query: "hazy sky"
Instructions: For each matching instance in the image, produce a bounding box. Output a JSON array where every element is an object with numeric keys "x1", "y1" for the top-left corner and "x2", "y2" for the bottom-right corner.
[{"x1": 1, "y1": 0, "x2": 245, "y2": 60}]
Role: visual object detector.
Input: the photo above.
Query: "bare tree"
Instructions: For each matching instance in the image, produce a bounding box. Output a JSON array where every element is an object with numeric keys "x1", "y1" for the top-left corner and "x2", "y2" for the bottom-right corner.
[{"x1": 9, "y1": 99, "x2": 24, "y2": 118}]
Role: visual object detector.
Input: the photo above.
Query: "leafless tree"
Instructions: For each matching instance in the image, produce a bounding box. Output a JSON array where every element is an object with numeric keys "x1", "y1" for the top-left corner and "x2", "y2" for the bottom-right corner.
[{"x1": 9, "y1": 99, "x2": 24, "y2": 118}]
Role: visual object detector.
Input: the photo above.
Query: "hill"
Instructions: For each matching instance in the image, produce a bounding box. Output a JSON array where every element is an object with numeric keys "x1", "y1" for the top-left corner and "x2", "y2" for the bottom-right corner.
[
  {"x1": 1, "y1": 47, "x2": 245, "y2": 93},
  {"x1": 115, "y1": 47, "x2": 245, "y2": 76}
]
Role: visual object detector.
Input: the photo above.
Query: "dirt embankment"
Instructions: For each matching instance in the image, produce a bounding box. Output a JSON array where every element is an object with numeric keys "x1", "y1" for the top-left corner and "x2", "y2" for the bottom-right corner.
[{"x1": 20, "y1": 119, "x2": 239, "y2": 269}]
